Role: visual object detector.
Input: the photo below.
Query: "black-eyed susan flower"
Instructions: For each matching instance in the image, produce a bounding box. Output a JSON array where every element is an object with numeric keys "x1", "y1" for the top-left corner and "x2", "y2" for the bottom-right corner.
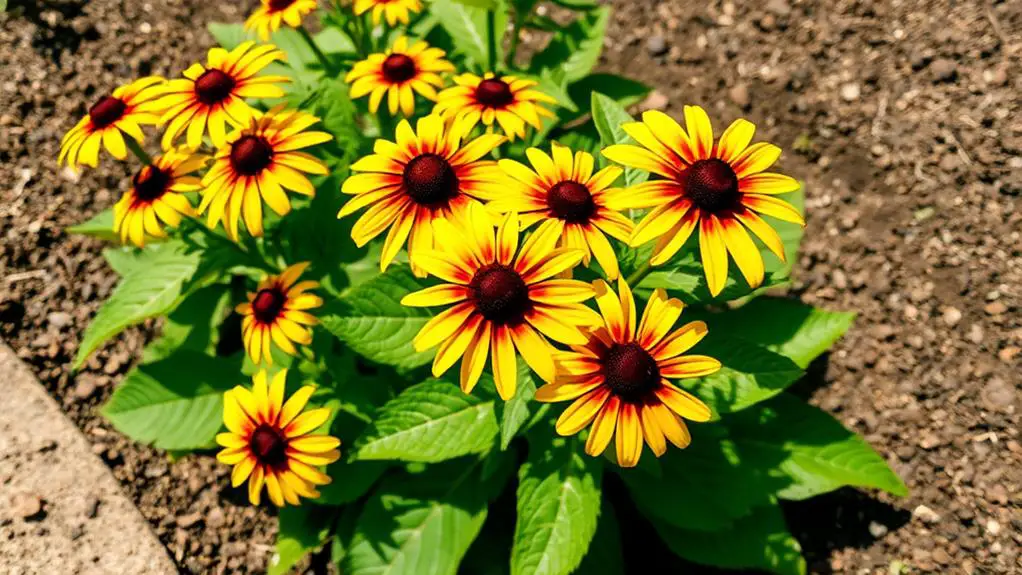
[
  {"x1": 346, "y1": 36, "x2": 454, "y2": 117},
  {"x1": 492, "y1": 142, "x2": 634, "y2": 279},
  {"x1": 433, "y1": 73, "x2": 556, "y2": 141},
  {"x1": 58, "y1": 77, "x2": 165, "y2": 169},
  {"x1": 154, "y1": 42, "x2": 289, "y2": 151},
  {"x1": 236, "y1": 262, "x2": 322, "y2": 365},
  {"x1": 536, "y1": 278, "x2": 719, "y2": 467},
  {"x1": 216, "y1": 369, "x2": 340, "y2": 506},
  {"x1": 113, "y1": 149, "x2": 206, "y2": 247},
  {"x1": 602, "y1": 106, "x2": 804, "y2": 296},
  {"x1": 199, "y1": 106, "x2": 331, "y2": 239},
  {"x1": 245, "y1": 0, "x2": 318, "y2": 41},
  {"x1": 353, "y1": 0, "x2": 422, "y2": 27},
  {"x1": 338, "y1": 114, "x2": 505, "y2": 274},
  {"x1": 401, "y1": 204, "x2": 602, "y2": 400}
]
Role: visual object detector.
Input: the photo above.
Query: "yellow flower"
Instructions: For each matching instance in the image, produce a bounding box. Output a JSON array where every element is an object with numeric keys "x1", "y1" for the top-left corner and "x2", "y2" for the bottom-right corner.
[
  {"x1": 245, "y1": 0, "x2": 319, "y2": 41},
  {"x1": 338, "y1": 114, "x2": 505, "y2": 274},
  {"x1": 492, "y1": 142, "x2": 634, "y2": 279},
  {"x1": 153, "y1": 42, "x2": 290, "y2": 151},
  {"x1": 353, "y1": 0, "x2": 422, "y2": 26},
  {"x1": 401, "y1": 203, "x2": 602, "y2": 400},
  {"x1": 216, "y1": 369, "x2": 340, "y2": 507},
  {"x1": 433, "y1": 72, "x2": 556, "y2": 140},
  {"x1": 113, "y1": 150, "x2": 206, "y2": 247},
  {"x1": 602, "y1": 106, "x2": 804, "y2": 296},
  {"x1": 58, "y1": 77, "x2": 165, "y2": 169},
  {"x1": 346, "y1": 36, "x2": 454, "y2": 117},
  {"x1": 535, "y1": 278, "x2": 719, "y2": 467},
  {"x1": 236, "y1": 262, "x2": 322, "y2": 365},
  {"x1": 199, "y1": 106, "x2": 331, "y2": 240}
]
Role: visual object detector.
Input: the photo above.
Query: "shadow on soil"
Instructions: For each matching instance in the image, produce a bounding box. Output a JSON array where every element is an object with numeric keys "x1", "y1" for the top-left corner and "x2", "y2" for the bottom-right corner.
[{"x1": 7, "y1": 0, "x2": 98, "y2": 60}]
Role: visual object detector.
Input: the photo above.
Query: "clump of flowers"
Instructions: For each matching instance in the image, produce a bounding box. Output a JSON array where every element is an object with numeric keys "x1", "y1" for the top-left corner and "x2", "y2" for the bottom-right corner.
[{"x1": 65, "y1": 1, "x2": 905, "y2": 573}]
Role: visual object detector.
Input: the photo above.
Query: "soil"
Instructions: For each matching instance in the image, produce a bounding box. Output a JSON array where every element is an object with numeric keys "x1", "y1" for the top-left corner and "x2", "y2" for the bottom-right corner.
[{"x1": 2, "y1": 0, "x2": 1020, "y2": 574}]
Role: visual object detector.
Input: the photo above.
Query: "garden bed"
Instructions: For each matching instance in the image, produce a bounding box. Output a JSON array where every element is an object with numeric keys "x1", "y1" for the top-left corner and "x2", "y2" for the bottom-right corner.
[{"x1": 1, "y1": 0, "x2": 1019, "y2": 573}]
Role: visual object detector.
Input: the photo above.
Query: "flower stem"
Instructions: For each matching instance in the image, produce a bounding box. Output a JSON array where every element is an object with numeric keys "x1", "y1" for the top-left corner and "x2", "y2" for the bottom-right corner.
[
  {"x1": 298, "y1": 26, "x2": 336, "y2": 76},
  {"x1": 125, "y1": 136, "x2": 152, "y2": 165},
  {"x1": 506, "y1": 13, "x2": 523, "y2": 69},
  {"x1": 625, "y1": 260, "x2": 654, "y2": 287},
  {"x1": 486, "y1": 9, "x2": 498, "y2": 71}
]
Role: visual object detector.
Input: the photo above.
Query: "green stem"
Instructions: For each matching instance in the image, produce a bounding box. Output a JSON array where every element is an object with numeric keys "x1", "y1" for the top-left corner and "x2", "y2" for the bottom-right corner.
[
  {"x1": 486, "y1": 9, "x2": 498, "y2": 71},
  {"x1": 625, "y1": 260, "x2": 654, "y2": 287},
  {"x1": 125, "y1": 136, "x2": 152, "y2": 165},
  {"x1": 184, "y1": 218, "x2": 277, "y2": 273},
  {"x1": 506, "y1": 16, "x2": 521, "y2": 69},
  {"x1": 298, "y1": 26, "x2": 335, "y2": 76}
]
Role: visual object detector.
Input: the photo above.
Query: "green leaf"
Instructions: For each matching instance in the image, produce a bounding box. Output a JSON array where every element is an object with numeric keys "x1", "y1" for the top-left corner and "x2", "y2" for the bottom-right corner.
[
  {"x1": 142, "y1": 284, "x2": 229, "y2": 363},
  {"x1": 651, "y1": 504, "x2": 806, "y2": 575},
  {"x1": 353, "y1": 379, "x2": 499, "y2": 462},
  {"x1": 206, "y1": 22, "x2": 250, "y2": 49},
  {"x1": 618, "y1": 425, "x2": 786, "y2": 531},
  {"x1": 567, "y1": 74, "x2": 650, "y2": 116},
  {"x1": 726, "y1": 394, "x2": 907, "y2": 499},
  {"x1": 453, "y1": 0, "x2": 501, "y2": 8},
  {"x1": 699, "y1": 298, "x2": 855, "y2": 369},
  {"x1": 575, "y1": 500, "x2": 624, "y2": 575},
  {"x1": 495, "y1": 362, "x2": 538, "y2": 450},
  {"x1": 431, "y1": 0, "x2": 507, "y2": 70},
  {"x1": 270, "y1": 506, "x2": 335, "y2": 575},
  {"x1": 101, "y1": 351, "x2": 243, "y2": 450},
  {"x1": 74, "y1": 242, "x2": 201, "y2": 369},
  {"x1": 688, "y1": 332, "x2": 804, "y2": 416},
  {"x1": 549, "y1": 0, "x2": 599, "y2": 8},
  {"x1": 591, "y1": 92, "x2": 648, "y2": 187},
  {"x1": 511, "y1": 431, "x2": 602, "y2": 575},
  {"x1": 342, "y1": 462, "x2": 489, "y2": 575},
  {"x1": 320, "y1": 267, "x2": 434, "y2": 370},
  {"x1": 529, "y1": 7, "x2": 609, "y2": 84},
  {"x1": 67, "y1": 209, "x2": 117, "y2": 242},
  {"x1": 313, "y1": 27, "x2": 357, "y2": 54}
]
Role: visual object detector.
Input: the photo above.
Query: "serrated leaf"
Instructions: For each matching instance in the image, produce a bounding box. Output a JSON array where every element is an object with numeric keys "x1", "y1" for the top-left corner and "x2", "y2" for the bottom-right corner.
[
  {"x1": 431, "y1": 0, "x2": 507, "y2": 70},
  {"x1": 651, "y1": 504, "x2": 806, "y2": 575},
  {"x1": 688, "y1": 332, "x2": 804, "y2": 415},
  {"x1": 101, "y1": 351, "x2": 243, "y2": 450},
  {"x1": 575, "y1": 500, "x2": 624, "y2": 575},
  {"x1": 512, "y1": 431, "x2": 601, "y2": 575},
  {"x1": 354, "y1": 379, "x2": 498, "y2": 462},
  {"x1": 530, "y1": 7, "x2": 609, "y2": 84},
  {"x1": 74, "y1": 241, "x2": 201, "y2": 369},
  {"x1": 343, "y1": 462, "x2": 489, "y2": 575},
  {"x1": 591, "y1": 92, "x2": 648, "y2": 187},
  {"x1": 320, "y1": 267, "x2": 434, "y2": 370},
  {"x1": 270, "y1": 506, "x2": 335, "y2": 575},
  {"x1": 699, "y1": 298, "x2": 855, "y2": 369},
  {"x1": 727, "y1": 394, "x2": 907, "y2": 499},
  {"x1": 66, "y1": 209, "x2": 117, "y2": 241},
  {"x1": 142, "y1": 284, "x2": 229, "y2": 363}
]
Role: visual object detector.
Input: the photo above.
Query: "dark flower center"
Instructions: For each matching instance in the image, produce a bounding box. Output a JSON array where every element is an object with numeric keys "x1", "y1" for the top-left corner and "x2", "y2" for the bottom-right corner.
[
  {"x1": 252, "y1": 288, "x2": 286, "y2": 324},
  {"x1": 475, "y1": 78, "x2": 514, "y2": 108},
  {"x1": 268, "y1": 0, "x2": 297, "y2": 10},
  {"x1": 602, "y1": 342, "x2": 660, "y2": 402},
  {"x1": 249, "y1": 424, "x2": 288, "y2": 468},
  {"x1": 230, "y1": 135, "x2": 274, "y2": 176},
  {"x1": 194, "y1": 69, "x2": 236, "y2": 105},
  {"x1": 88, "y1": 96, "x2": 126, "y2": 129},
  {"x1": 382, "y1": 53, "x2": 417, "y2": 83},
  {"x1": 131, "y1": 165, "x2": 171, "y2": 204},
  {"x1": 403, "y1": 153, "x2": 459, "y2": 207},
  {"x1": 683, "y1": 158, "x2": 740, "y2": 213},
  {"x1": 547, "y1": 181, "x2": 595, "y2": 223},
  {"x1": 470, "y1": 264, "x2": 531, "y2": 325}
]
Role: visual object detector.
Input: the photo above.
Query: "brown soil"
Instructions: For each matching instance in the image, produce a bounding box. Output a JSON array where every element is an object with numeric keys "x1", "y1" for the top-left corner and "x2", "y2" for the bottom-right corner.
[{"x1": 2, "y1": 0, "x2": 1020, "y2": 573}]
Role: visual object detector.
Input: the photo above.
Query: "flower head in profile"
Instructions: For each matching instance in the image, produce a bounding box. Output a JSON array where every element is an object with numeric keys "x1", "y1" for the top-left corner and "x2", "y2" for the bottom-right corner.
[
  {"x1": 236, "y1": 262, "x2": 322, "y2": 365},
  {"x1": 338, "y1": 114, "x2": 505, "y2": 275},
  {"x1": 200, "y1": 106, "x2": 331, "y2": 239},
  {"x1": 493, "y1": 142, "x2": 634, "y2": 279},
  {"x1": 217, "y1": 369, "x2": 340, "y2": 507},
  {"x1": 154, "y1": 42, "x2": 289, "y2": 150},
  {"x1": 113, "y1": 150, "x2": 206, "y2": 247},
  {"x1": 434, "y1": 73, "x2": 556, "y2": 141},
  {"x1": 245, "y1": 0, "x2": 318, "y2": 41},
  {"x1": 346, "y1": 36, "x2": 454, "y2": 117},
  {"x1": 353, "y1": 0, "x2": 422, "y2": 26},
  {"x1": 603, "y1": 106, "x2": 804, "y2": 296},
  {"x1": 401, "y1": 204, "x2": 602, "y2": 400},
  {"x1": 58, "y1": 77, "x2": 165, "y2": 169},
  {"x1": 535, "y1": 278, "x2": 719, "y2": 467}
]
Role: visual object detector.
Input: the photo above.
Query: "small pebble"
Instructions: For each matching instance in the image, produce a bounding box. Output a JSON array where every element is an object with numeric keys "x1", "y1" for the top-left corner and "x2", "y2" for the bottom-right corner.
[
  {"x1": 840, "y1": 83, "x2": 860, "y2": 102},
  {"x1": 913, "y1": 504, "x2": 941, "y2": 524},
  {"x1": 646, "y1": 35, "x2": 668, "y2": 57}
]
